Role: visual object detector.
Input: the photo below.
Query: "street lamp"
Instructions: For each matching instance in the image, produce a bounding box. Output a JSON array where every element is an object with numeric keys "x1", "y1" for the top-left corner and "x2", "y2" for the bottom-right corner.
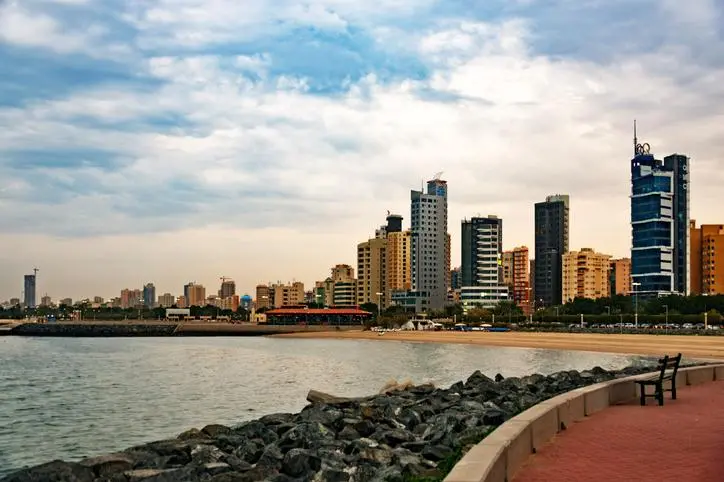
[
  {"x1": 662, "y1": 304, "x2": 668, "y2": 330},
  {"x1": 375, "y1": 292, "x2": 383, "y2": 319},
  {"x1": 605, "y1": 306, "x2": 610, "y2": 316},
  {"x1": 632, "y1": 282, "x2": 641, "y2": 328}
]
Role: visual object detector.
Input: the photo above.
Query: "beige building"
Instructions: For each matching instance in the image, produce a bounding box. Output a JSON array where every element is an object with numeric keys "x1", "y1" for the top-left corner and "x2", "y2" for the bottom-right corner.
[
  {"x1": 176, "y1": 295, "x2": 186, "y2": 308},
  {"x1": 255, "y1": 285, "x2": 271, "y2": 309},
  {"x1": 357, "y1": 237, "x2": 387, "y2": 307},
  {"x1": 272, "y1": 281, "x2": 305, "y2": 307},
  {"x1": 386, "y1": 230, "x2": 411, "y2": 302},
  {"x1": 40, "y1": 295, "x2": 51, "y2": 307},
  {"x1": 562, "y1": 248, "x2": 612, "y2": 302},
  {"x1": 331, "y1": 264, "x2": 355, "y2": 282},
  {"x1": 609, "y1": 258, "x2": 632, "y2": 296},
  {"x1": 157, "y1": 293, "x2": 176, "y2": 307},
  {"x1": 185, "y1": 283, "x2": 206, "y2": 307}
]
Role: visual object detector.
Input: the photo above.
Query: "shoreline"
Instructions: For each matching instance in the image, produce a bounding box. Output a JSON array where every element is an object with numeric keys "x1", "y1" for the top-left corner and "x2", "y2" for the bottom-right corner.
[{"x1": 274, "y1": 330, "x2": 724, "y2": 360}]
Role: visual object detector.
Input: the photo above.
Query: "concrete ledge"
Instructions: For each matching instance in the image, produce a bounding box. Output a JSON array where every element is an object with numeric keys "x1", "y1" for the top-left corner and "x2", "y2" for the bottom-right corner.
[
  {"x1": 443, "y1": 364, "x2": 724, "y2": 482},
  {"x1": 684, "y1": 366, "x2": 715, "y2": 385}
]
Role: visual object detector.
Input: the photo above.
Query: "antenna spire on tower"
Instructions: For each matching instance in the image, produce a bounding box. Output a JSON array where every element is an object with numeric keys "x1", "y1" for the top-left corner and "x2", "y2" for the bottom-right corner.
[{"x1": 633, "y1": 119, "x2": 638, "y2": 156}]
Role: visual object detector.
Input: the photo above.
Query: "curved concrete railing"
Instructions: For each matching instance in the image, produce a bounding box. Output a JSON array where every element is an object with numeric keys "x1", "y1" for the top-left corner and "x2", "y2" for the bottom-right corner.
[{"x1": 444, "y1": 364, "x2": 724, "y2": 482}]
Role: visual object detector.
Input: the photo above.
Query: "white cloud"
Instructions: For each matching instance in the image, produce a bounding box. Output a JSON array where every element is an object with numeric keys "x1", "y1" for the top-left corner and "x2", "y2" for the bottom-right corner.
[{"x1": 0, "y1": 2, "x2": 130, "y2": 57}]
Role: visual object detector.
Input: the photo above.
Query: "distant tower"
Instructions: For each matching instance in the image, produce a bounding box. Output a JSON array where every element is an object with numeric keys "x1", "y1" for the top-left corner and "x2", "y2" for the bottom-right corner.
[{"x1": 24, "y1": 268, "x2": 38, "y2": 309}]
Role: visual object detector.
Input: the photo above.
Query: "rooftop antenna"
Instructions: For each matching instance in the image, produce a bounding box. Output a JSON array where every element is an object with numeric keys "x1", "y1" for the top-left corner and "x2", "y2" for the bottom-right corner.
[
  {"x1": 33, "y1": 267, "x2": 39, "y2": 277},
  {"x1": 633, "y1": 119, "x2": 637, "y2": 156}
]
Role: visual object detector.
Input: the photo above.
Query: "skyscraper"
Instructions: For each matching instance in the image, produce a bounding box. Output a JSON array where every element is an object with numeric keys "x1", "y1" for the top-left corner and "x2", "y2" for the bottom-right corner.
[
  {"x1": 460, "y1": 216, "x2": 509, "y2": 310},
  {"x1": 24, "y1": 274, "x2": 36, "y2": 309},
  {"x1": 411, "y1": 176, "x2": 449, "y2": 311},
  {"x1": 534, "y1": 195, "x2": 570, "y2": 307},
  {"x1": 630, "y1": 128, "x2": 690, "y2": 297},
  {"x1": 143, "y1": 283, "x2": 156, "y2": 308}
]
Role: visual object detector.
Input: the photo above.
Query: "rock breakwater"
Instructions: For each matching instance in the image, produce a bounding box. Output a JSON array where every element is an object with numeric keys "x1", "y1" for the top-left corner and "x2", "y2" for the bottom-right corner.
[{"x1": 2, "y1": 365, "x2": 658, "y2": 482}]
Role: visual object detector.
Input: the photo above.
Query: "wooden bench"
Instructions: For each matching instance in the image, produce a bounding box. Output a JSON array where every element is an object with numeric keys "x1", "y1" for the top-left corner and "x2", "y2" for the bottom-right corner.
[{"x1": 635, "y1": 353, "x2": 682, "y2": 406}]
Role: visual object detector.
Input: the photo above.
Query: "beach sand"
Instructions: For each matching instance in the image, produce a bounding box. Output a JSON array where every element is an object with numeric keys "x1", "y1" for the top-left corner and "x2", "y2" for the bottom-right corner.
[{"x1": 275, "y1": 330, "x2": 724, "y2": 360}]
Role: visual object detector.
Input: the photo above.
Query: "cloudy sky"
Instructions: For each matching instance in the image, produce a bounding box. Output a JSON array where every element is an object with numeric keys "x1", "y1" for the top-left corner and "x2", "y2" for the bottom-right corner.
[{"x1": 1, "y1": 0, "x2": 722, "y2": 301}]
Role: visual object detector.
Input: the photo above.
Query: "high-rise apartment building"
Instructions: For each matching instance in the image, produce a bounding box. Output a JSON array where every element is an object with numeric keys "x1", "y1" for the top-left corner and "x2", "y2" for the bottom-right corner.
[
  {"x1": 40, "y1": 295, "x2": 51, "y2": 307},
  {"x1": 357, "y1": 237, "x2": 387, "y2": 307},
  {"x1": 158, "y1": 293, "x2": 176, "y2": 307},
  {"x1": 410, "y1": 176, "x2": 449, "y2": 311},
  {"x1": 120, "y1": 288, "x2": 142, "y2": 309},
  {"x1": 184, "y1": 283, "x2": 206, "y2": 307},
  {"x1": 143, "y1": 283, "x2": 156, "y2": 308},
  {"x1": 690, "y1": 221, "x2": 724, "y2": 295},
  {"x1": 510, "y1": 247, "x2": 531, "y2": 314},
  {"x1": 562, "y1": 248, "x2": 611, "y2": 302},
  {"x1": 460, "y1": 216, "x2": 509, "y2": 310},
  {"x1": 609, "y1": 258, "x2": 632, "y2": 296},
  {"x1": 219, "y1": 279, "x2": 236, "y2": 299},
  {"x1": 23, "y1": 274, "x2": 37, "y2": 309},
  {"x1": 450, "y1": 267, "x2": 461, "y2": 291},
  {"x1": 272, "y1": 282, "x2": 305, "y2": 307},
  {"x1": 534, "y1": 194, "x2": 570, "y2": 307},
  {"x1": 255, "y1": 285, "x2": 271, "y2": 309},
  {"x1": 386, "y1": 227, "x2": 411, "y2": 304},
  {"x1": 630, "y1": 132, "x2": 690, "y2": 297},
  {"x1": 329, "y1": 264, "x2": 356, "y2": 306}
]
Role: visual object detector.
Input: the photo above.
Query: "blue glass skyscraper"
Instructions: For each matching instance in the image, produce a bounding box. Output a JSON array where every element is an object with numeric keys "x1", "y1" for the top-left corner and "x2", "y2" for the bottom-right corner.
[{"x1": 630, "y1": 126, "x2": 690, "y2": 297}]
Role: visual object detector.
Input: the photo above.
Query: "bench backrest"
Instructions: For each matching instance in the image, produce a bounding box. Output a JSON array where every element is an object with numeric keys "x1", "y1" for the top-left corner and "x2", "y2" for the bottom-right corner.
[{"x1": 656, "y1": 353, "x2": 682, "y2": 380}]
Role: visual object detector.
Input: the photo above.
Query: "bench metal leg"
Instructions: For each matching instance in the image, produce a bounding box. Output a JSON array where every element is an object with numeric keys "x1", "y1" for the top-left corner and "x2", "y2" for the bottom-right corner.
[
  {"x1": 639, "y1": 384, "x2": 646, "y2": 406},
  {"x1": 656, "y1": 382, "x2": 664, "y2": 406},
  {"x1": 671, "y1": 380, "x2": 677, "y2": 400}
]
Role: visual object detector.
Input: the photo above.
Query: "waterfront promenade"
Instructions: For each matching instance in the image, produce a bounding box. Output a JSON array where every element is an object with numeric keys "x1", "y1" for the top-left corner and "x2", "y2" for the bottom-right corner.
[
  {"x1": 280, "y1": 330, "x2": 724, "y2": 360},
  {"x1": 513, "y1": 379, "x2": 724, "y2": 482}
]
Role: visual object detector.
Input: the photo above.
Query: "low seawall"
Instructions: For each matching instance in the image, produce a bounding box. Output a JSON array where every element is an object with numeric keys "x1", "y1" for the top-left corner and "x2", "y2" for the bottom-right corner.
[
  {"x1": 10, "y1": 323, "x2": 178, "y2": 337},
  {"x1": 2, "y1": 363, "x2": 675, "y2": 482},
  {"x1": 8, "y1": 322, "x2": 363, "y2": 337}
]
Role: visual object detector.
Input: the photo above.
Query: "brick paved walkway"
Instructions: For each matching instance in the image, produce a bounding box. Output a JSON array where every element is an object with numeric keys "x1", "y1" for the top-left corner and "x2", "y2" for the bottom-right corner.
[{"x1": 514, "y1": 381, "x2": 724, "y2": 482}]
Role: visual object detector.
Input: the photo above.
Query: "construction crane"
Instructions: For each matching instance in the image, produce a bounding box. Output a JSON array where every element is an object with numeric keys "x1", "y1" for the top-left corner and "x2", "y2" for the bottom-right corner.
[{"x1": 220, "y1": 276, "x2": 232, "y2": 284}]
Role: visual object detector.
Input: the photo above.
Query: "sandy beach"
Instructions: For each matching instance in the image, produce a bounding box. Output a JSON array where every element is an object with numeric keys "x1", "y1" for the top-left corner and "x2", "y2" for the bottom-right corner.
[{"x1": 276, "y1": 330, "x2": 724, "y2": 360}]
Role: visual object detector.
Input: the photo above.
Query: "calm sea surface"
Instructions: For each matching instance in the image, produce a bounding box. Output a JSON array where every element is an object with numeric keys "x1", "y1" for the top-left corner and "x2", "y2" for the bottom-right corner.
[{"x1": 0, "y1": 336, "x2": 652, "y2": 476}]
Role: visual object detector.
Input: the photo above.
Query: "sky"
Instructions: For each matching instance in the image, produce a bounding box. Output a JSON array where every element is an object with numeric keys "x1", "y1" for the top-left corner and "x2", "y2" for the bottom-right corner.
[{"x1": 1, "y1": 0, "x2": 723, "y2": 301}]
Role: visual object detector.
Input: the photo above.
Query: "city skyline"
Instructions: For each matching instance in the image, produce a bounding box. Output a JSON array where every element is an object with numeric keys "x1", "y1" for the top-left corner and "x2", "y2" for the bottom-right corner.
[{"x1": 1, "y1": 0, "x2": 723, "y2": 300}]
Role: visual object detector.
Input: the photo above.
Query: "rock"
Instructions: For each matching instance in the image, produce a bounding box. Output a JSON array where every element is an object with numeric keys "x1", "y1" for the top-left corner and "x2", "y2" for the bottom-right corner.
[
  {"x1": 494, "y1": 373, "x2": 505, "y2": 382},
  {"x1": 201, "y1": 424, "x2": 232, "y2": 438},
  {"x1": 465, "y1": 370, "x2": 496, "y2": 387},
  {"x1": 281, "y1": 448, "x2": 322, "y2": 477},
  {"x1": 258, "y1": 413, "x2": 295, "y2": 425},
  {"x1": 352, "y1": 419, "x2": 376, "y2": 437},
  {"x1": 421, "y1": 444, "x2": 454, "y2": 461},
  {"x1": 482, "y1": 409, "x2": 505, "y2": 426},
  {"x1": 358, "y1": 447, "x2": 394, "y2": 465},
  {"x1": 298, "y1": 405, "x2": 344, "y2": 429},
  {"x1": 123, "y1": 469, "x2": 181, "y2": 482},
  {"x1": 278, "y1": 422, "x2": 336, "y2": 451},
  {"x1": 190, "y1": 444, "x2": 226, "y2": 465},
  {"x1": 312, "y1": 467, "x2": 350, "y2": 482},
  {"x1": 2, "y1": 460, "x2": 95, "y2": 482},
  {"x1": 201, "y1": 462, "x2": 232, "y2": 476},
  {"x1": 376, "y1": 428, "x2": 415, "y2": 446},
  {"x1": 177, "y1": 428, "x2": 206, "y2": 441},
  {"x1": 256, "y1": 443, "x2": 284, "y2": 471},
  {"x1": 337, "y1": 425, "x2": 360, "y2": 441},
  {"x1": 80, "y1": 453, "x2": 134, "y2": 476},
  {"x1": 231, "y1": 439, "x2": 264, "y2": 464},
  {"x1": 307, "y1": 390, "x2": 357, "y2": 405}
]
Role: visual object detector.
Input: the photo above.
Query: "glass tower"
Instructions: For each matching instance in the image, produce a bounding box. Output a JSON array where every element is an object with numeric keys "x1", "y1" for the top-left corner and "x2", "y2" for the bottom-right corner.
[{"x1": 630, "y1": 141, "x2": 689, "y2": 296}]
